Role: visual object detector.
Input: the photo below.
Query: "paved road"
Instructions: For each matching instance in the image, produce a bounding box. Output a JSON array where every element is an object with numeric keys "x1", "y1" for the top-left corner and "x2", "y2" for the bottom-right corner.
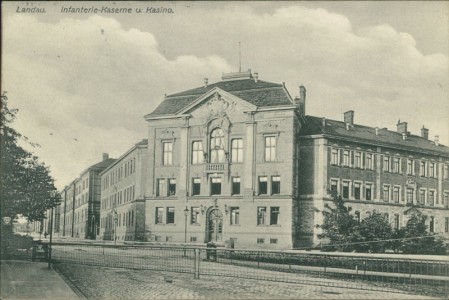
[{"x1": 54, "y1": 262, "x2": 434, "y2": 299}]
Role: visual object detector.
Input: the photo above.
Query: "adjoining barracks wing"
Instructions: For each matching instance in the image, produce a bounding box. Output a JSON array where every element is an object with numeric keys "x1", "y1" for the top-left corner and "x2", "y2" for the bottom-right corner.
[{"x1": 53, "y1": 70, "x2": 449, "y2": 249}]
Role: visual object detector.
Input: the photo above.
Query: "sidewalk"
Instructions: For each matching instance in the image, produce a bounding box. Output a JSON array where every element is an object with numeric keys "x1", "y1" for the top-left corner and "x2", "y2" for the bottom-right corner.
[{"x1": 1, "y1": 260, "x2": 79, "y2": 299}]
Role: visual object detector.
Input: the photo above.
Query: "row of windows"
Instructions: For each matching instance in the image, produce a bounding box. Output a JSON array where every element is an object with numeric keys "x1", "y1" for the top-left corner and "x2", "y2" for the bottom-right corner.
[
  {"x1": 74, "y1": 208, "x2": 88, "y2": 224},
  {"x1": 75, "y1": 179, "x2": 89, "y2": 196},
  {"x1": 331, "y1": 148, "x2": 449, "y2": 180},
  {"x1": 156, "y1": 176, "x2": 281, "y2": 197},
  {"x1": 257, "y1": 238, "x2": 278, "y2": 244},
  {"x1": 330, "y1": 179, "x2": 449, "y2": 206},
  {"x1": 101, "y1": 185, "x2": 136, "y2": 209},
  {"x1": 154, "y1": 206, "x2": 281, "y2": 226},
  {"x1": 75, "y1": 193, "x2": 89, "y2": 208},
  {"x1": 162, "y1": 131, "x2": 278, "y2": 166},
  {"x1": 117, "y1": 211, "x2": 134, "y2": 227},
  {"x1": 102, "y1": 157, "x2": 137, "y2": 190}
]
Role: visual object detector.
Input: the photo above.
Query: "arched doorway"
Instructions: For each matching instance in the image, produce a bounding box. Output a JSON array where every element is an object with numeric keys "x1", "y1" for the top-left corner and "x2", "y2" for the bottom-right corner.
[{"x1": 206, "y1": 208, "x2": 223, "y2": 242}]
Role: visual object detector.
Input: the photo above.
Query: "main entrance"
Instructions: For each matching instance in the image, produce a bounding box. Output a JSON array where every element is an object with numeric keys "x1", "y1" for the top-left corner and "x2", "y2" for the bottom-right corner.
[{"x1": 206, "y1": 208, "x2": 223, "y2": 242}]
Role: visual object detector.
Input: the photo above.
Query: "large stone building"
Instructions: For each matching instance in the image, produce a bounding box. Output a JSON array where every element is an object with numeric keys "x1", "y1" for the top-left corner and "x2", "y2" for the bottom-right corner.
[
  {"x1": 99, "y1": 140, "x2": 148, "y2": 241},
  {"x1": 143, "y1": 70, "x2": 302, "y2": 248},
  {"x1": 298, "y1": 112, "x2": 449, "y2": 246},
  {"x1": 141, "y1": 70, "x2": 449, "y2": 249}
]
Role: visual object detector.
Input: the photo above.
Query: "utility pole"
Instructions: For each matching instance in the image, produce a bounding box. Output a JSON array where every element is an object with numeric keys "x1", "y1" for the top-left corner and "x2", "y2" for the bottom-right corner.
[{"x1": 48, "y1": 207, "x2": 53, "y2": 269}]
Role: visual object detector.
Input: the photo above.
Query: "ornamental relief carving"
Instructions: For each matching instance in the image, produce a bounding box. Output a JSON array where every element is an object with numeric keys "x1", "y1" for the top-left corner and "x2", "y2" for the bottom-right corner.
[
  {"x1": 204, "y1": 92, "x2": 237, "y2": 120},
  {"x1": 263, "y1": 122, "x2": 279, "y2": 131},
  {"x1": 159, "y1": 128, "x2": 175, "y2": 139}
]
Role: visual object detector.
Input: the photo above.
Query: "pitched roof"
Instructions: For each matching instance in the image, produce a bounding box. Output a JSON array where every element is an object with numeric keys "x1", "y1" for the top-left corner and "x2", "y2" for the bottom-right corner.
[
  {"x1": 300, "y1": 116, "x2": 449, "y2": 157},
  {"x1": 147, "y1": 79, "x2": 293, "y2": 117},
  {"x1": 88, "y1": 158, "x2": 116, "y2": 171}
]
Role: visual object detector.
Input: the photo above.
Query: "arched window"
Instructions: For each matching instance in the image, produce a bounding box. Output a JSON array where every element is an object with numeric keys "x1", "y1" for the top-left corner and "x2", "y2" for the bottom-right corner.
[{"x1": 210, "y1": 128, "x2": 225, "y2": 163}]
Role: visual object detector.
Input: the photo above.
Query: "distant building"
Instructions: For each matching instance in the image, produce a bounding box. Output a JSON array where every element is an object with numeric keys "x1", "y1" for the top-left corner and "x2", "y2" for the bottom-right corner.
[
  {"x1": 99, "y1": 140, "x2": 148, "y2": 241},
  {"x1": 58, "y1": 154, "x2": 115, "y2": 239}
]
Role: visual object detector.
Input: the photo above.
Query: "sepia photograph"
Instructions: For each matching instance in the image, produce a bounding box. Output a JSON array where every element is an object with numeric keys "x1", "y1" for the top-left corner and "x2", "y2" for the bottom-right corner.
[{"x1": 1, "y1": 1, "x2": 448, "y2": 299}]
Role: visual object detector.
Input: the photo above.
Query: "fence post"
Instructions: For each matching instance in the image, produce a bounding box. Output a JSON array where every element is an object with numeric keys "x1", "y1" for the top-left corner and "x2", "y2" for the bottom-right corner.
[{"x1": 194, "y1": 248, "x2": 200, "y2": 279}]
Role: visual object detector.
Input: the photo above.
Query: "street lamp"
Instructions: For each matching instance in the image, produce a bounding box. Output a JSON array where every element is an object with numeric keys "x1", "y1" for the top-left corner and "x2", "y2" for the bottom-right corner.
[{"x1": 183, "y1": 206, "x2": 189, "y2": 257}]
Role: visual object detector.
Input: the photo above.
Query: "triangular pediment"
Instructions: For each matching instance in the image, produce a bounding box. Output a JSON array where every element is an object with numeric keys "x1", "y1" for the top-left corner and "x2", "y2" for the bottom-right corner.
[
  {"x1": 403, "y1": 206, "x2": 422, "y2": 216},
  {"x1": 176, "y1": 87, "x2": 257, "y2": 116}
]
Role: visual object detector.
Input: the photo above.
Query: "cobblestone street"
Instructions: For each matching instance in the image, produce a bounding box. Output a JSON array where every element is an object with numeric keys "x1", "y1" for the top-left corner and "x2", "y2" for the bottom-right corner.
[{"x1": 55, "y1": 263, "x2": 434, "y2": 299}]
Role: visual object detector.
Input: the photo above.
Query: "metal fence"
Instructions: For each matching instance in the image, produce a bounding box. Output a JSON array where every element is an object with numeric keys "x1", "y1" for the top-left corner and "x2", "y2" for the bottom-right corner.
[{"x1": 43, "y1": 242, "x2": 449, "y2": 298}]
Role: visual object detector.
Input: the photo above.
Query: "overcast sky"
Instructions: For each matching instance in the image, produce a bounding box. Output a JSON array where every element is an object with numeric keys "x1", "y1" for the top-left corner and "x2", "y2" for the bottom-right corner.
[{"x1": 2, "y1": 1, "x2": 448, "y2": 190}]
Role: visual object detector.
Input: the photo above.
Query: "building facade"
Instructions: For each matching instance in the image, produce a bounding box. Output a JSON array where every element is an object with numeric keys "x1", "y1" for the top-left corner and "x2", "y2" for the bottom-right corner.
[
  {"x1": 143, "y1": 71, "x2": 302, "y2": 249},
  {"x1": 58, "y1": 154, "x2": 115, "y2": 239},
  {"x1": 298, "y1": 111, "x2": 449, "y2": 246},
  {"x1": 99, "y1": 140, "x2": 148, "y2": 241}
]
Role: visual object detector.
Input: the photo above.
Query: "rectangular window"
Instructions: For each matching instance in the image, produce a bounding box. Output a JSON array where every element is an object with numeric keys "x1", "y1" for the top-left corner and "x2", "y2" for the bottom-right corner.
[
  {"x1": 166, "y1": 236, "x2": 173, "y2": 242},
  {"x1": 342, "y1": 181, "x2": 350, "y2": 199},
  {"x1": 429, "y1": 163, "x2": 435, "y2": 178},
  {"x1": 232, "y1": 177, "x2": 241, "y2": 195},
  {"x1": 155, "y1": 236, "x2": 162, "y2": 242},
  {"x1": 257, "y1": 207, "x2": 266, "y2": 225},
  {"x1": 429, "y1": 216, "x2": 435, "y2": 233},
  {"x1": 191, "y1": 207, "x2": 200, "y2": 225},
  {"x1": 211, "y1": 177, "x2": 221, "y2": 195},
  {"x1": 157, "y1": 179, "x2": 166, "y2": 197},
  {"x1": 271, "y1": 176, "x2": 281, "y2": 195},
  {"x1": 231, "y1": 139, "x2": 243, "y2": 163},
  {"x1": 192, "y1": 178, "x2": 201, "y2": 196},
  {"x1": 444, "y1": 192, "x2": 449, "y2": 207},
  {"x1": 163, "y1": 142, "x2": 173, "y2": 166},
  {"x1": 190, "y1": 236, "x2": 197, "y2": 242},
  {"x1": 166, "y1": 207, "x2": 175, "y2": 224},
  {"x1": 354, "y1": 182, "x2": 361, "y2": 200},
  {"x1": 428, "y1": 190, "x2": 435, "y2": 206},
  {"x1": 192, "y1": 141, "x2": 204, "y2": 164},
  {"x1": 444, "y1": 165, "x2": 449, "y2": 180},
  {"x1": 230, "y1": 207, "x2": 240, "y2": 225},
  {"x1": 393, "y1": 186, "x2": 400, "y2": 203},
  {"x1": 383, "y1": 185, "x2": 390, "y2": 202},
  {"x1": 257, "y1": 238, "x2": 265, "y2": 244},
  {"x1": 168, "y1": 179, "x2": 176, "y2": 196},
  {"x1": 331, "y1": 148, "x2": 338, "y2": 165},
  {"x1": 365, "y1": 184, "x2": 372, "y2": 201},
  {"x1": 445, "y1": 217, "x2": 449, "y2": 233},
  {"x1": 407, "y1": 159, "x2": 414, "y2": 175},
  {"x1": 406, "y1": 188, "x2": 414, "y2": 204},
  {"x1": 264, "y1": 136, "x2": 276, "y2": 162},
  {"x1": 330, "y1": 179, "x2": 338, "y2": 195},
  {"x1": 394, "y1": 158, "x2": 400, "y2": 174},
  {"x1": 270, "y1": 238, "x2": 278, "y2": 244},
  {"x1": 355, "y1": 152, "x2": 362, "y2": 168},
  {"x1": 394, "y1": 214, "x2": 400, "y2": 230},
  {"x1": 383, "y1": 156, "x2": 390, "y2": 172},
  {"x1": 420, "y1": 161, "x2": 427, "y2": 177},
  {"x1": 155, "y1": 207, "x2": 164, "y2": 224},
  {"x1": 259, "y1": 176, "x2": 268, "y2": 195},
  {"x1": 419, "y1": 189, "x2": 426, "y2": 205},
  {"x1": 366, "y1": 153, "x2": 373, "y2": 170},
  {"x1": 270, "y1": 207, "x2": 280, "y2": 225},
  {"x1": 343, "y1": 150, "x2": 350, "y2": 167}
]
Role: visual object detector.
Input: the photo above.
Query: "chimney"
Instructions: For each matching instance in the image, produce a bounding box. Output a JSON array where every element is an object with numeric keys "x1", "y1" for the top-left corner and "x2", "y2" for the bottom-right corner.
[
  {"x1": 102, "y1": 153, "x2": 109, "y2": 161},
  {"x1": 375, "y1": 127, "x2": 379, "y2": 136},
  {"x1": 435, "y1": 135, "x2": 439, "y2": 146},
  {"x1": 344, "y1": 110, "x2": 354, "y2": 127},
  {"x1": 254, "y1": 72, "x2": 258, "y2": 83},
  {"x1": 298, "y1": 85, "x2": 306, "y2": 117},
  {"x1": 322, "y1": 117, "x2": 326, "y2": 127},
  {"x1": 204, "y1": 78, "x2": 208, "y2": 87},
  {"x1": 397, "y1": 120, "x2": 408, "y2": 135},
  {"x1": 421, "y1": 126, "x2": 429, "y2": 139},
  {"x1": 402, "y1": 133, "x2": 407, "y2": 140}
]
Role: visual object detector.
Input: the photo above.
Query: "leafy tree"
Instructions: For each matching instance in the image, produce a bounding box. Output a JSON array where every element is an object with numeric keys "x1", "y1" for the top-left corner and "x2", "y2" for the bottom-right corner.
[
  {"x1": 317, "y1": 191, "x2": 359, "y2": 251},
  {"x1": 353, "y1": 211, "x2": 392, "y2": 253},
  {"x1": 0, "y1": 92, "x2": 60, "y2": 227},
  {"x1": 399, "y1": 214, "x2": 446, "y2": 255}
]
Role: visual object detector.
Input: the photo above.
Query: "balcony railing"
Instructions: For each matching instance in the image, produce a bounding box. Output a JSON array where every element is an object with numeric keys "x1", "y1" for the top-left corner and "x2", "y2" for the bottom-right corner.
[{"x1": 205, "y1": 163, "x2": 228, "y2": 173}]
